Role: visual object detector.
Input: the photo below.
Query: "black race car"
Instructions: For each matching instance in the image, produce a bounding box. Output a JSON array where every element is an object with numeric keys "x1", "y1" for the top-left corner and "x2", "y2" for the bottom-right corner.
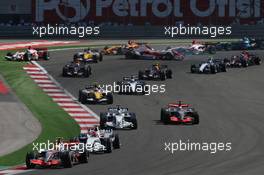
[
  {"x1": 160, "y1": 101, "x2": 199, "y2": 125},
  {"x1": 224, "y1": 52, "x2": 262, "y2": 68},
  {"x1": 138, "y1": 64, "x2": 172, "y2": 81},
  {"x1": 191, "y1": 58, "x2": 226, "y2": 74},
  {"x1": 62, "y1": 61, "x2": 91, "y2": 77}
]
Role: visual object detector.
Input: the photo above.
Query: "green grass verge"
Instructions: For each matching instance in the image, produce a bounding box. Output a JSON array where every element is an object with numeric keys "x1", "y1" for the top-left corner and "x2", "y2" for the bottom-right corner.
[{"x1": 0, "y1": 51, "x2": 80, "y2": 166}]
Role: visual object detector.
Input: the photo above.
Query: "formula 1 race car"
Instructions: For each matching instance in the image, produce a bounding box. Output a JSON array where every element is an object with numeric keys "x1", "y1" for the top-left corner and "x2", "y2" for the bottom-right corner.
[
  {"x1": 74, "y1": 49, "x2": 103, "y2": 63},
  {"x1": 101, "y1": 40, "x2": 144, "y2": 55},
  {"x1": 160, "y1": 101, "x2": 199, "y2": 125},
  {"x1": 79, "y1": 127, "x2": 120, "y2": 153},
  {"x1": 216, "y1": 37, "x2": 264, "y2": 51},
  {"x1": 62, "y1": 59, "x2": 92, "y2": 77},
  {"x1": 138, "y1": 63, "x2": 172, "y2": 81},
  {"x1": 5, "y1": 48, "x2": 49, "y2": 61},
  {"x1": 100, "y1": 105, "x2": 137, "y2": 129},
  {"x1": 125, "y1": 44, "x2": 184, "y2": 60},
  {"x1": 116, "y1": 76, "x2": 148, "y2": 95},
  {"x1": 190, "y1": 58, "x2": 227, "y2": 74},
  {"x1": 79, "y1": 84, "x2": 113, "y2": 104},
  {"x1": 188, "y1": 43, "x2": 217, "y2": 55},
  {"x1": 224, "y1": 52, "x2": 262, "y2": 68},
  {"x1": 26, "y1": 141, "x2": 89, "y2": 169}
]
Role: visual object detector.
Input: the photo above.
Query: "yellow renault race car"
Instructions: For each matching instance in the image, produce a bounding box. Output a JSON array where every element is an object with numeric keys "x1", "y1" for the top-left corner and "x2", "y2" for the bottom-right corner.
[
  {"x1": 78, "y1": 84, "x2": 113, "y2": 104},
  {"x1": 74, "y1": 49, "x2": 103, "y2": 63}
]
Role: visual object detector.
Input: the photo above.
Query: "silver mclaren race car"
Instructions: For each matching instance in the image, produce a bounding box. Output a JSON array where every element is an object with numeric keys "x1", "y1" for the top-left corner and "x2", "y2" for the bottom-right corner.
[{"x1": 100, "y1": 105, "x2": 137, "y2": 129}]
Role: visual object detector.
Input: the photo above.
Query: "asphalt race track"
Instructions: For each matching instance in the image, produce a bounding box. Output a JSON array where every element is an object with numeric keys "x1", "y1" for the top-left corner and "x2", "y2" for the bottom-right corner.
[{"x1": 23, "y1": 47, "x2": 264, "y2": 175}]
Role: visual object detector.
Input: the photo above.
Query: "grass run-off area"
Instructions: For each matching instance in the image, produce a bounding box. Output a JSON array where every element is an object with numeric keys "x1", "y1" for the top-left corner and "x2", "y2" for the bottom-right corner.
[{"x1": 0, "y1": 50, "x2": 80, "y2": 166}]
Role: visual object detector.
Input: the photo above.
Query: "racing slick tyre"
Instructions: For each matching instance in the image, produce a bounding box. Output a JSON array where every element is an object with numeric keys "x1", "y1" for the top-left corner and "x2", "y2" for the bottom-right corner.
[
  {"x1": 241, "y1": 59, "x2": 249, "y2": 67},
  {"x1": 192, "y1": 112, "x2": 200, "y2": 124},
  {"x1": 103, "y1": 138, "x2": 112, "y2": 153},
  {"x1": 43, "y1": 52, "x2": 50, "y2": 60},
  {"x1": 79, "y1": 151, "x2": 89, "y2": 163},
  {"x1": 165, "y1": 52, "x2": 174, "y2": 60},
  {"x1": 61, "y1": 151, "x2": 73, "y2": 168},
  {"x1": 138, "y1": 71, "x2": 144, "y2": 80},
  {"x1": 26, "y1": 152, "x2": 36, "y2": 169},
  {"x1": 79, "y1": 91, "x2": 87, "y2": 104},
  {"x1": 208, "y1": 46, "x2": 216, "y2": 54},
  {"x1": 210, "y1": 65, "x2": 216, "y2": 74},
  {"x1": 130, "y1": 112, "x2": 138, "y2": 129},
  {"x1": 113, "y1": 134, "x2": 121, "y2": 149},
  {"x1": 225, "y1": 44, "x2": 232, "y2": 51},
  {"x1": 24, "y1": 53, "x2": 31, "y2": 61},
  {"x1": 106, "y1": 93, "x2": 113, "y2": 104},
  {"x1": 62, "y1": 67, "x2": 68, "y2": 77},
  {"x1": 99, "y1": 53, "x2": 103, "y2": 61},
  {"x1": 100, "y1": 113, "x2": 107, "y2": 128},
  {"x1": 220, "y1": 64, "x2": 227, "y2": 72},
  {"x1": 160, "y1": 72, "x2": 166, "y2": 81},
  {"x1": 117, "y1": 47, "x2": 123, "y2": 55},
  {"x1": 84, "y1": 65, "x2": 91, "y2": 77},
  {"x1": 92, "y1": 55, "x2": 98, "y2": 63},
  {"x1": 190, "y1": 65, "x2": 196, "y2": 73},
  {"x1": 160, "y1": 108, "x2": 169, "y2": 124},
  {"x1": 125, "y1": 51, "x2": 138, "y2": 59},
  {"x1": 166, "y1": 69, "x2": 172, "y2": 79},
  {"x1": 254, "y1": 57, "x2": 261, "y2": 65}
]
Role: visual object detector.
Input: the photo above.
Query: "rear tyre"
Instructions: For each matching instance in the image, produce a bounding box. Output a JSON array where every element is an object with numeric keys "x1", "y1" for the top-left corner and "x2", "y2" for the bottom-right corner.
[
  {"x1": 130, "y1": 113, "x2": 138, "y2": 129},
  {"x1": 106, "y1": 93, "x2": 113, "y2": 104},
  {"x1": 99, "y1": 53, "x2": 103, "y2": 61},
  {"x1": 165, "y1": 53, "x2": 173, "y2": 60},
  {"x1": 208, "y1": 46, "x2": 216, "y2": 54},
  {"x1": 190, "y1": 65, "x2": 196, "y2": 73},
  {"x1": 210, "y1": 65, "x2": 216, "y2": 74},
  {"x1": 79, "y1": 91, "x2": 87, "y2": 104},
  {"x1": 60, "y1": 151, "x2": 73, "y2": 168},
  {"x1": 84, "y1": 65, "x2": 91, "y2": 77},
  {"x1": 92, "y1": 55, "x2": 98, "y2": 63},
  {"x1": 100, "y1": 113, "x2": 107, "y2": 128},
  {"x1": 254, "y1": 57, "x2": 261, "y2": 65},
  {"x1": 62, "y1": 67, "x2": 68, "y2": 77},
  {"x1": 160, "y1": 108, "x2": 169, "y2": 124},
  {"x1": 160, "y1": 72, "x2": 166, "y2": 81},
  {"x1": 113, "y1": 134, "x2": 120, "y2": 149},
  {"x1": 79, "y1": 151, "x2": 89, "y2": 163},
  {"x1": 26, "y1": 152, "x2": 36, "y2": 169},
  {"x1": 138, "y1": 71, "x2": 144, "y2": 80},
  {"x1": 166, "y1": 69, "x2": 172, "y2": 78},
  {"x1": 192, "y1": 112, "x2": 200, "y2": 124},
  {"x1": 104, "y1": 139, "x2": 112, "y2": 153}
]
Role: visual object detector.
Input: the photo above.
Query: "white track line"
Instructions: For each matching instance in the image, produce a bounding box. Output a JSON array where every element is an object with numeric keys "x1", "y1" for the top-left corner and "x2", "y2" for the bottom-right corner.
[{"x1": 69, "y1": 113, "x2": 93, "y2": 117}]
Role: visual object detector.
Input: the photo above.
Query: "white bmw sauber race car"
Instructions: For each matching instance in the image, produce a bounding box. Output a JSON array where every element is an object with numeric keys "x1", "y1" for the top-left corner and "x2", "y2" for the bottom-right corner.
[
  {"x1": 79, "y1": 127, "x2": 120, "y2": 153},
  {"x1": 100, "y1": 105, "x2": 137, "y2": 129}
]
